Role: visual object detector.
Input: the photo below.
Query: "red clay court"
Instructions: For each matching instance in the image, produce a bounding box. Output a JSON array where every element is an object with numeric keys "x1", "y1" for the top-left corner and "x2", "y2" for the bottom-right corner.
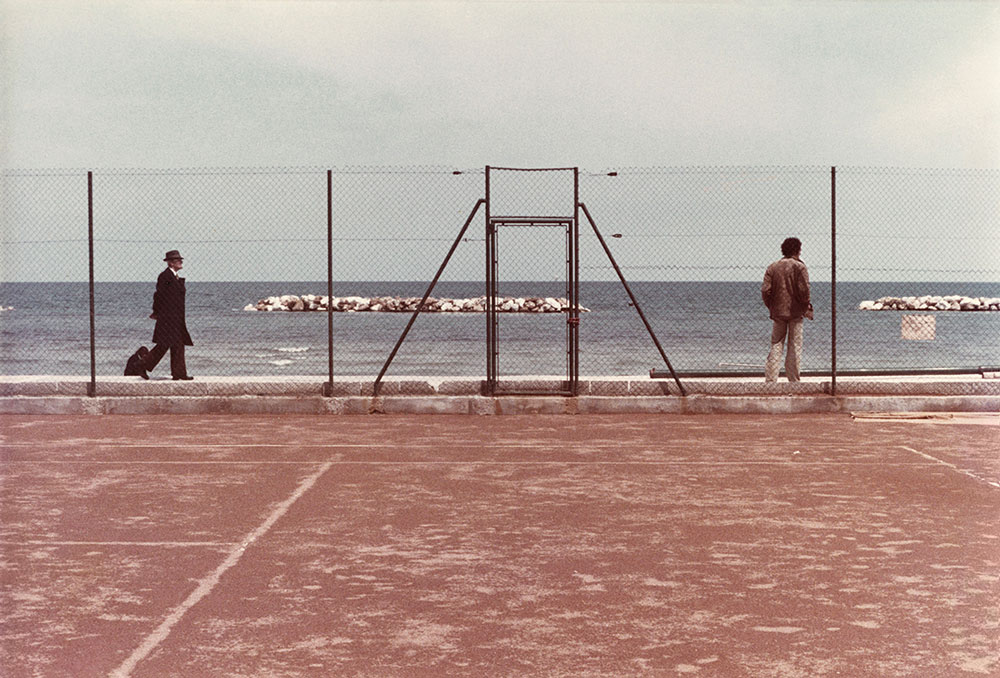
[{"x1": 1, "y1": 413, "x2": 998, "y2": 677}]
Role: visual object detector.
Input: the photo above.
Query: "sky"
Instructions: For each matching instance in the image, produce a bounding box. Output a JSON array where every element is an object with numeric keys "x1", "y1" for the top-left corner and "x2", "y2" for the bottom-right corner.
[
  {"x1": 1, "y1": 0, "x2": 998, "y2": 283},
  {"x1": 2, "y1": 0, "x2": 999, "y2": 170}
]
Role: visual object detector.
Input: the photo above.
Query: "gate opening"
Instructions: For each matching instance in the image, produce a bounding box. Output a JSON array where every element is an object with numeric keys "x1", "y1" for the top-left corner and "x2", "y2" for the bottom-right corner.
[{"x1": 486, "y1": 167, "x2": 580, "y2": 395}]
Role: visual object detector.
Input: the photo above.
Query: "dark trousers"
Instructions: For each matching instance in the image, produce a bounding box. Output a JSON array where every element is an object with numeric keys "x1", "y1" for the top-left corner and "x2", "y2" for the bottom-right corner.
[{"x1": 145, "y1": 343, "x2": 187, "y2": 378}]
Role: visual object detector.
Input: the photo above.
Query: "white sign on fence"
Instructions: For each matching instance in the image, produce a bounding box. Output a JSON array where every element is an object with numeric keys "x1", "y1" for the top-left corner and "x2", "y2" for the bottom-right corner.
[{"x1": 901, "y1": 314, "x2": 936, "y2": 341}]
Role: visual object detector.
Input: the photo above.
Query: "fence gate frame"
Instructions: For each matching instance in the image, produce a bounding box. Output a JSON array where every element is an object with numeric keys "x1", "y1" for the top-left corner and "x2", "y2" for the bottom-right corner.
[
  {"x1": 485, "y1": 166, "x2": 580, "y2": 396},
  {"x1": 372, "y1": 165, "x2": 685, "y2": 397}
]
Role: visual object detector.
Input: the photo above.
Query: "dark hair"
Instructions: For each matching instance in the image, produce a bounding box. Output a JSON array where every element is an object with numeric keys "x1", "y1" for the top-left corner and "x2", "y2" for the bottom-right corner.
[{"x1": 781, "y1": 237, "x2": 802, "y2": 257}]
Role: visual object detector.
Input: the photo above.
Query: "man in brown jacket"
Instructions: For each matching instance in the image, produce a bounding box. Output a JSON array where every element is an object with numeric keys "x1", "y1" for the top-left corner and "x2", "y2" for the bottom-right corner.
[{"x1": 761, "y1": 237, "x2": 812, "y2": 382}]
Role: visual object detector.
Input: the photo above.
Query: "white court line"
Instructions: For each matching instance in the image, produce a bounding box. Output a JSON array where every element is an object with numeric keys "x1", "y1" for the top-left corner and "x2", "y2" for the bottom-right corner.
[
  {"x1": 900, "y1": 445, "x2": 1000, "y2": 490},
  {"x1": 1, "y1": 441, "x2": 580, "y2": 448},
  {"x1": 2, "y1": 460, "x2": 331, "y2": 465},
  {"x1": 4, "y1": 541, "x2": 230, "y2": 547},
  {"x1": 6, "y1": 439, "x2": 897, "y2": 449},
  {"x1": 1, "y1": 459, "x2": 941, "y2": 467},
  {"x1": 0, "y1": 442, "x2": 402, "y2": 448},
  {"x1": 109, "y1": 460, "x2": 334, "y2": 678}
]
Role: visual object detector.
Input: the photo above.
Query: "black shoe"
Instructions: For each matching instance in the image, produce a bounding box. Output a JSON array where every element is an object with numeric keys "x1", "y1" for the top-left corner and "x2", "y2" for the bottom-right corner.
[
  {"x1": 172, "y1": 375, "x2": 194, "y2": 381},
  {"x1": 140, "y1": 370, "x2": 149, "y2": 380}
]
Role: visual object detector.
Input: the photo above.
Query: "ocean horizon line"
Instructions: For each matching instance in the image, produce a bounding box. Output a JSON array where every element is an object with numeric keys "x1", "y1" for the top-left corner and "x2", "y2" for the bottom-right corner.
[{"x1": 3, "y1": 279, "x2": 998, "y2": 285}]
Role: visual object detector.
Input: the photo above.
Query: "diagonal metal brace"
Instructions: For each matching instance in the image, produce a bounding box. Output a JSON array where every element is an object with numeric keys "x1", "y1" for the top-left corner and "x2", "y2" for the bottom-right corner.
[
  {"x1": 373, "y1": 199, "x2": 486, "y2": 396},
  {"x1": 579, "y1": 202, "x2": 686, "y2": 396}
]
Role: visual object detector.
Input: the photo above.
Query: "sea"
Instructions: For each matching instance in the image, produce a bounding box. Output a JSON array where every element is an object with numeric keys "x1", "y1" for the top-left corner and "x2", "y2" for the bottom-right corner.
[{"x1": 1, "y1": 281, "x2": 998, "y2": 378}]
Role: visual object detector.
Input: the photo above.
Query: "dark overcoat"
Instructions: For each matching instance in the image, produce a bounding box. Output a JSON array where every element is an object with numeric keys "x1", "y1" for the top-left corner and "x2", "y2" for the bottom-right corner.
[{"x1": 151, "y1": 268, "x2": 193, "y2": 346}]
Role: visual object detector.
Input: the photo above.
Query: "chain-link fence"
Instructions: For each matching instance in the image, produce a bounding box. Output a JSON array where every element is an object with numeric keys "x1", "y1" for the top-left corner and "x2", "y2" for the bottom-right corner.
[
  {"x1": 578, "y1": 167, "x2": 834, "y2": 376},
  {"x1": 836, "y1": 168, "x2": 1000, "y2": 372},
  {"x1": 2, "y1": 166, "x2": 997, "y2": 384},
  {"x1": 1, "y1": 170, "x2": 91, "y2": 376},
  {"x1": 325, "y1": 167, "x2": 483, "y2": 379},
  {"x1": 93, "y1": 168, "x2": 331, "y2": 380}
]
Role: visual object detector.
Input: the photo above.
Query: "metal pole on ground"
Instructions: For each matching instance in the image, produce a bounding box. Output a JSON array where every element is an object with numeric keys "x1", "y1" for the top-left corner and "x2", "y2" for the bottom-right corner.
[{"x1": 88, "y1": 171, "x2": 96, "y2": 398}]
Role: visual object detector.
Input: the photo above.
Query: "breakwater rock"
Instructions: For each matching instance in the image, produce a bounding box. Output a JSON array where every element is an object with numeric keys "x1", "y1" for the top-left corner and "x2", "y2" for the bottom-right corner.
[
  {"x1": 858, "y1": 295, "x2": 1000, "y2": 311},
  {"x1": 245, "y1": 295, "x2": 590, "y2": 313}
]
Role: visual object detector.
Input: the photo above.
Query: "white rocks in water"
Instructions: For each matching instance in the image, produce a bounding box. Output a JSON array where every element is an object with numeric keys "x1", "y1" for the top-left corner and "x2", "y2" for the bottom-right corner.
[
  {"x1": 543, "y1": 297, "x2": 564, "y2": 311},
  {"x1": 858, "y1": 295, "x2": 1000, "y2": 311},
  {"x1": 300, "y1": 294, "x2": 322, "y2": 310},
  {"x1": 280, "y1": 295, "x2": 304, "y2": 311},
  {"x1": 246, "y1": 294, "x2": 590, "y2": 313}
]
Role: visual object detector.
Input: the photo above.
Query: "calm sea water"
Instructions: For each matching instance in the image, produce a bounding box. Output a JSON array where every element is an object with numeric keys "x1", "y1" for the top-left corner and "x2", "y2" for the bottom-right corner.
[{"x1": 1, "y1": 281, "x2": 998, "y2": 377}]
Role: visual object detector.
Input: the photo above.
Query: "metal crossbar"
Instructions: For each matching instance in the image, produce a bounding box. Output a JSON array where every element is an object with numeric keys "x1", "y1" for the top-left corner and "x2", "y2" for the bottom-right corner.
[{"x1": 489, "y1": 217, "x2": 573, "y2": 227}]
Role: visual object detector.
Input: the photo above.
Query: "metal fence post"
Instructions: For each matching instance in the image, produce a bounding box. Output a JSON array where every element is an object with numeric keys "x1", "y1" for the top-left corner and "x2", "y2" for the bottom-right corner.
[
  {"x1": 831, "y1": 166, "x2": 837, "y2": 396},
  {"x1": 88, "y1": 171, "x2": 96, "y2": 397},
  {"x1": 485, "y1": 166, "x2": 494, "y2": 393},
  {"x1": 571, "y1": 167, "x2": 580, "y2": 395},
  {"x1": 325, "y1": 169, "x2": 333, "y2": 396}
]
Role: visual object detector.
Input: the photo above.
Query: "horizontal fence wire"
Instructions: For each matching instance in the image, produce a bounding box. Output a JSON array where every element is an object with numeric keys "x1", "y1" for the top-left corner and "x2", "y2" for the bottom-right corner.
[{"x1": 1, "y1": 166, "x2": 997, "y2": 381}]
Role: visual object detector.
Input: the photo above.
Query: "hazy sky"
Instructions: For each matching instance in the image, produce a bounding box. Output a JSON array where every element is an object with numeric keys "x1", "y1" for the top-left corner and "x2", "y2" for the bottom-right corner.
[{"x1": 2, "y1": 0, "x2": 998, "y2": 170}]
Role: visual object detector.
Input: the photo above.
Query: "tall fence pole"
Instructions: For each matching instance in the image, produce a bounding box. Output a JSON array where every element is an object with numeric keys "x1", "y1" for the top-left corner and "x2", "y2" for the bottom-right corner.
[
  {"x1": 325, "y1": 169, "x2": 334, "y2": 396},
  {"x1": 571, "y1": 167, "x2": 580, "y2": 394},
  {"x1": 87, "y1": 171, "x2": 96, "y2": 397},
  {"x1": 485, "y1": 166, "x2": 495, "y2": 392},
  {"x1": 831, "y1": 166, "x2": 837, "y2": 396}
]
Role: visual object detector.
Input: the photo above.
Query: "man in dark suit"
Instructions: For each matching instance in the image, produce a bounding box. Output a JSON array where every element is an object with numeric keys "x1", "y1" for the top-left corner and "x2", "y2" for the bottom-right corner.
[{"x1": 144, "y1": 250, "x2": 194, "y2": 380}]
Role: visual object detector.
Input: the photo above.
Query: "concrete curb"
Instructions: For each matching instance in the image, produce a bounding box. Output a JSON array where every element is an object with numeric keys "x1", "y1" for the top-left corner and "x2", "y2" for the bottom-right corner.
[
  {"x1": 1, "y1": 376, "x2": 997, "y2": 415},
  {"x1": 3, "y1": 376, "x2": 999, "y2": 396},
  {"x1": 1, "y1": 395, "x2": 998, "y2": 416}
]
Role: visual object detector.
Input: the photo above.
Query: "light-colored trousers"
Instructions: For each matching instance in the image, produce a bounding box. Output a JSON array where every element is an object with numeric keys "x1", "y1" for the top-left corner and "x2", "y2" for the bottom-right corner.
[{"x1": 765, "y1": 319, "x2": 803, "y2": 382}]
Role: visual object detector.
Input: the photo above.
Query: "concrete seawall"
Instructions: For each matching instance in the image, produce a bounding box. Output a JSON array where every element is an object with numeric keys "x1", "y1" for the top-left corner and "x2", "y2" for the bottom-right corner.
[{"x1": 2, "y1": 375, "x2": 998, "y2": 415}]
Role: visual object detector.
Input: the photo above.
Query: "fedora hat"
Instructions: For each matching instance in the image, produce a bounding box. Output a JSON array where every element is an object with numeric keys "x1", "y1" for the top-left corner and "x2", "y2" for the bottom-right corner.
[{"x1": 164, "y1": 250, "x2": 184, "y2": 261}]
